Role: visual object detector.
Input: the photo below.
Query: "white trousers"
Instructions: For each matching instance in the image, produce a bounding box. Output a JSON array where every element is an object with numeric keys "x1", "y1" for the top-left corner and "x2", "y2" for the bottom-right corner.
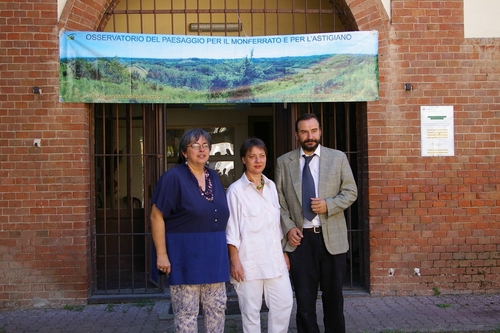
[{"x1": 232, "y1": 273, "x2": 293, "y2": 333}]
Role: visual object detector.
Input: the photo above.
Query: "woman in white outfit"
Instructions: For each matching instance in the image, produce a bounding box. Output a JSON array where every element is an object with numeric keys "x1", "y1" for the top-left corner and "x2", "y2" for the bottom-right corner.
[{"x1": 226, "y1": 138, "x2": 293, "y2": 333}]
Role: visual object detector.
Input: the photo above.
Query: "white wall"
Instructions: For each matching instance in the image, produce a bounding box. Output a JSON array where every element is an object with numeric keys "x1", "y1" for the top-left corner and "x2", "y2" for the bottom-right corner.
[
  {"x1": 464, "y1": 0, "x2": 500, "y2": 38},
  {"x1": 58, "y1": 0, "x2": 67, "y2": 20},
  {"x1": 381, "y1": 0, "x2": 391, "y2": 21}
]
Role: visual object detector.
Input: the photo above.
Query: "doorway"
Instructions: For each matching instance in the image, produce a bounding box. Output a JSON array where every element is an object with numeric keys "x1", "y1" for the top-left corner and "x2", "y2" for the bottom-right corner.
[{"x1": 91, "y1": 102, "x2": 365, "y2": 296}]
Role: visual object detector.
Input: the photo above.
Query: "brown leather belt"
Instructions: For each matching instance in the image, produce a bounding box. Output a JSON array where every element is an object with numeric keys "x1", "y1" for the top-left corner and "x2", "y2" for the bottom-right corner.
[{"x1": 303, "y1": 226, "x2": 322, "y2": 233}]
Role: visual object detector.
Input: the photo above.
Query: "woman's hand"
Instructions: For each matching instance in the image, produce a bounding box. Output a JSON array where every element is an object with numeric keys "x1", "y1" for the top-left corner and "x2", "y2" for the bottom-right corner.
[
  {"x1": 157, "y1": 253, "x2": 171, "y2": 275},
  {"x1": 228, "y1": 244, "x2": 245, "y2": 282},
  {"x1": 283, "y1": 252, "x2": 290, "y2": 271},
  {"x1": 230, "y1": 257, "x2": 245, "y2": 282},
  {"x1": 151, "y1": 205, "x2": 170, "y2": 274}
]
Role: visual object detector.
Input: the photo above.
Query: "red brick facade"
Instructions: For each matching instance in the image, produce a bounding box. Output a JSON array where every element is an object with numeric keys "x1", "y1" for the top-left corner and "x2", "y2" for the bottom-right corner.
[
  {"x1": 1, "y1": 0, "x2": 92, "y2": 308},
  {"x1": 349, "y1": 0, "x2": 500, "y2": 296},
  {"x1": 0, "y1": 0, "x2": 498, "y2": 308}
]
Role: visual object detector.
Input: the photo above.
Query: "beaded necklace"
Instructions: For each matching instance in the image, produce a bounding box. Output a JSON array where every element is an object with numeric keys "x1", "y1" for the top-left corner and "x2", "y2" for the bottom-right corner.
[
  {"x1": 248, "y1": 174, "x2": 264, "y2": 190},
  {"x1": 188, "y1": 165, "x2": 214, "y2": 202},
  {"x1": 256, "y1": 175, "x2": 264, "y2": 190}
]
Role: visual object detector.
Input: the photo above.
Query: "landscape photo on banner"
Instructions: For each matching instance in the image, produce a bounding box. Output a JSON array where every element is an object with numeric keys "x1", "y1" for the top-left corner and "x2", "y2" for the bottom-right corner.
[{"x1": 59, "y1": 30, "x2": 379, "y2": 104}]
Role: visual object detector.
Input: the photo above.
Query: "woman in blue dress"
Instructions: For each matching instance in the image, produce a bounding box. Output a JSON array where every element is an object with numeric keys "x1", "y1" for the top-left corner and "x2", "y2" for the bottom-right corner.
[{"x1": 151, "y1": 128, "x2": 230, "y2": 332}]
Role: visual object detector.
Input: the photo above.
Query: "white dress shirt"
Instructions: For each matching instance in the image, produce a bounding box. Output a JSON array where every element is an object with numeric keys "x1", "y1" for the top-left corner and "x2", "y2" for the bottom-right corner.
[
  {"x1": 226, "y1": 174, "x2": 287, "y2": 281},
  {"x1": 300, "y1": 145, "x2": 322, "y2": 228}
]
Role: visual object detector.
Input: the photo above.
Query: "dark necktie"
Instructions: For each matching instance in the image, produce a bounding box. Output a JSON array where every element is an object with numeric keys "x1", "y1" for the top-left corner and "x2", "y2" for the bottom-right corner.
[{"x1": 302, "y1": 154, "x2": 316, "y2": 221}]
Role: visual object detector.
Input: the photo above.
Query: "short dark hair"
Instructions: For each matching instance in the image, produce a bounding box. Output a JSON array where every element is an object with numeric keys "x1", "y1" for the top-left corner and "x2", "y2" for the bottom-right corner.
[
  {"x1": 239, "y1": 138, "x2": 267, "y2": 173},
  {"x1": 295, "y1": 113, "x2": 319, "y2": 133},
  {"x1": 177, "y1": 128, "x2": 212, "y2": 164}
]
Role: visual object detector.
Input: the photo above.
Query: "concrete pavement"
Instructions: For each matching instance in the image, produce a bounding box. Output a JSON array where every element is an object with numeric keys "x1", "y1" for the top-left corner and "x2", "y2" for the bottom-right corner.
[{"x1": 1, "y1": 293, "x2": 499, "y2": 332}]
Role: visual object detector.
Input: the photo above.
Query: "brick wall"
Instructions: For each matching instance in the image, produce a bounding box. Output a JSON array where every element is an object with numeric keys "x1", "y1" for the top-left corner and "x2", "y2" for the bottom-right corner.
[
  {"x1": 0, "y1": 0, "x2": 498, "y2": 309},
  {"x1": 0, "y1": 0, "x2": 92, "y2": 308},
  {"x1": 349, "y1": 0, "x2": 500, "y2": 295}
]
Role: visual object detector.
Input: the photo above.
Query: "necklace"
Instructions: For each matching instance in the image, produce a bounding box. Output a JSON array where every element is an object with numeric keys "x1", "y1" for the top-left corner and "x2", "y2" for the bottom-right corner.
[
  {"x1": 199, "y1": 169, "x2": 214, "y2": 201},
  {"x1": 256, "y1": 175, "x2": 264, "y2": 190},
  {"x1": 187, "y1": 165, "x2": 213, "y2": 201}
]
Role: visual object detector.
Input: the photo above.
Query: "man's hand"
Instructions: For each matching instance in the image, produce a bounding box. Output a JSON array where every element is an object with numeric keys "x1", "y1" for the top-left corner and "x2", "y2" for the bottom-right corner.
[
  {"x1": 311, "y1": 197, "x2": 327, "y2": 215},
  {"x1": 287, "y1": 227, "x2": 303, "y2": 247}
]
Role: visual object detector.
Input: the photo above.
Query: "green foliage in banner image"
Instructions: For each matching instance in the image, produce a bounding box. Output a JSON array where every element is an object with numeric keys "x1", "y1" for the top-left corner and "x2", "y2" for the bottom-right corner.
[{"x1": 59, "y1": 53, "x2": 378, "y2": 103}]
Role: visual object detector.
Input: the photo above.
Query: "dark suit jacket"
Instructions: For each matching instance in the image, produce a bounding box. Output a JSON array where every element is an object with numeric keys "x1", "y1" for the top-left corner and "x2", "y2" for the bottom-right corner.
[{"x1": 276, "y1": 145, "x2": 358, "y2": 255}]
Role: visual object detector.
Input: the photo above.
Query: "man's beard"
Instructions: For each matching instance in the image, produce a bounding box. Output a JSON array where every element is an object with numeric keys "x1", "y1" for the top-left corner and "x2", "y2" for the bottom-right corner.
[{"x1": 300, "y1": 139, "x2": 319, "y2": 153}]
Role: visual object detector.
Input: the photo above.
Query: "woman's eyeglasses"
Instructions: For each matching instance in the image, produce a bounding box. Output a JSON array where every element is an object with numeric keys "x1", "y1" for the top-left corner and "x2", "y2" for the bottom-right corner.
[{"x1": 188, "y1": 143, "x2": 209, "y2": 150}]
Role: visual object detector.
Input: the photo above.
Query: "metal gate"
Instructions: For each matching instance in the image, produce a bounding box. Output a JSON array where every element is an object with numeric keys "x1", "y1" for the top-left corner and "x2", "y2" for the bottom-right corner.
[{"x1": 91, "y1": 103, "x2": 164, "y2": 296}]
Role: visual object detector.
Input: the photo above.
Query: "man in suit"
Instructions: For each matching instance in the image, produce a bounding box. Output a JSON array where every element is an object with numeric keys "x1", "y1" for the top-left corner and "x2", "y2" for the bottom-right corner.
[{"x1": 276, "y1": 113, "x2": 358, "y2": 333}]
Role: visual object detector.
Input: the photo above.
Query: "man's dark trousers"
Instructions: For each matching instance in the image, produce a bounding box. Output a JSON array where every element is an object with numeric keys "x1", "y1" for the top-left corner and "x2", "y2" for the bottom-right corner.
[{"x1": 288, "y1": 230, "x2": 347, "y2": 333}]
